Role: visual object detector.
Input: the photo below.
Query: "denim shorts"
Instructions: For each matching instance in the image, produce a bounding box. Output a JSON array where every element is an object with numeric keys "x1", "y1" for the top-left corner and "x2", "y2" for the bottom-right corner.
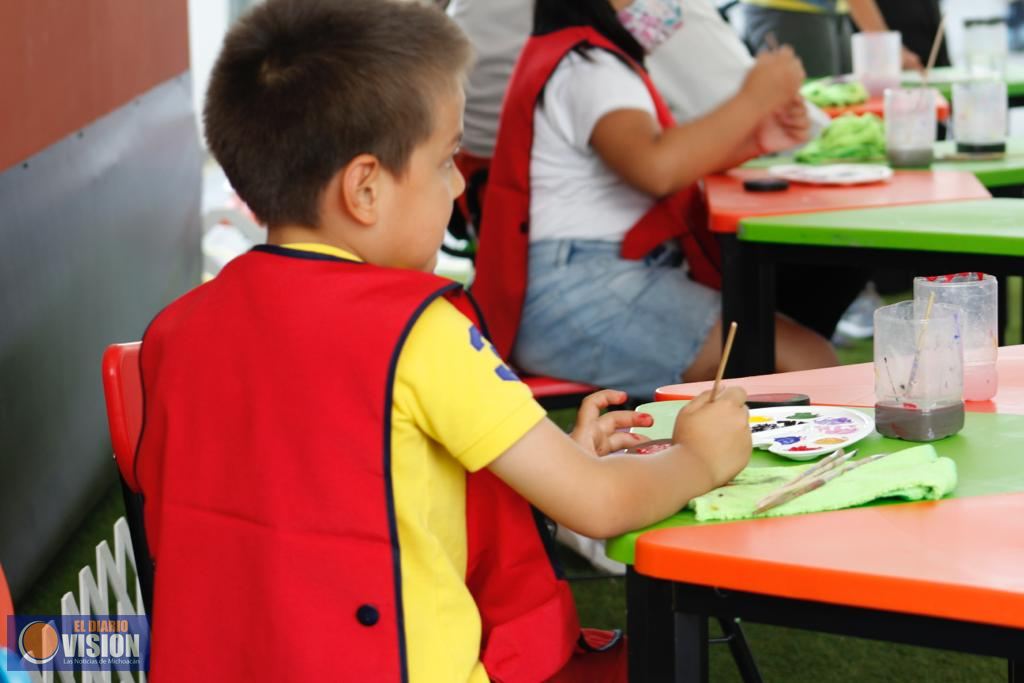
[{"x1": 512, "y1": 239, "x2": 720, "y2": 399}]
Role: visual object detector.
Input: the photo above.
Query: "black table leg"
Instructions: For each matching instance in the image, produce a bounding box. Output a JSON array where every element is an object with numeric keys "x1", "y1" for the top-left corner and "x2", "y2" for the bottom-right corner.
[
  {"x1": 1011, "y1": 659, "x2": 1021, "y2": 683},
  {"x1": 627, "y1": 568, "x2": 675, "y2": 682},
  {"x1": 717, "y1": 617, "x2": 764, "y2": 683},
  {"x1": 675, "y1": 607, "x2": 709, "y2": 683},
  {"x1": 719, "y1": 235, "x2": 775, "y2": 377}
]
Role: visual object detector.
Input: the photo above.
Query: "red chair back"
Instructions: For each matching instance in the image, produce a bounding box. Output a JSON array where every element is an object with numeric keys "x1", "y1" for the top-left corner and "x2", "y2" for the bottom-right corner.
[
  {"x1": 0, "y1": 562, "x2": 13, "y2": 646},
  {"x1": 101, "y1": 342, "x2": 143, "y2": 491}
]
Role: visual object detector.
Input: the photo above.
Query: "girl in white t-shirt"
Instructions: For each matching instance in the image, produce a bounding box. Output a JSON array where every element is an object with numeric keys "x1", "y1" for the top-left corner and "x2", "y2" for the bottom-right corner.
[{"x1": 504, "y1": 0, "x2": 841, "y2": 398}]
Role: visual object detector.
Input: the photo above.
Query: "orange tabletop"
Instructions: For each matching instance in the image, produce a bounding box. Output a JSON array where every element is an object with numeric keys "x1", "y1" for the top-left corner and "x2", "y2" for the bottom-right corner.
[
  {"x1": 705, "y1": 169, "x2": 991, "y2": 234},
  {"x1": 820, "y1": 92, "x2": 950, "y2": 121},
  {"x1": 635, "y1": 492, "x2": 1024, "y2": 629},
  {"x1": 656, "y1": 345, "x2": 1024, "y2": 415}
]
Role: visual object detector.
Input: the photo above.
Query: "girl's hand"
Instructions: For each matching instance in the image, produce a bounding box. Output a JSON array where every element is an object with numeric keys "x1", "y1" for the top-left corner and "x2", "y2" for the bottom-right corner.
[
  {"x1": 570, "y1": 389, "x2": 653, "y2": 456},
  {"x1": 741, "y1": 46, "x2": 806, "y2": 114},
  {"x1": 755, "y1": 97, "x2": 811, "y2": 153}
]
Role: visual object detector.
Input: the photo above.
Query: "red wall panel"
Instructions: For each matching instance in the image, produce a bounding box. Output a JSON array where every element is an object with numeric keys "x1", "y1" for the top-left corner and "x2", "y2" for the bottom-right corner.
[{"x1": 0, "y1": 0, "x2": 189, "y2": 171}]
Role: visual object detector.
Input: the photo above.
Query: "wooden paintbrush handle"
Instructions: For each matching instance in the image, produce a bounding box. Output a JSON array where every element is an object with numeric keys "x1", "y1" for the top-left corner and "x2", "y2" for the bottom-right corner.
[{"x1": 755, "y1": 452, "x2": 888, "y2": 514}]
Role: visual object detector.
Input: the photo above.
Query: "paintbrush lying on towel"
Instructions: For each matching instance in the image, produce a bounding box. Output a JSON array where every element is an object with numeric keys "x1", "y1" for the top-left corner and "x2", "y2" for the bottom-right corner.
[{"x1": 754, "y1": 449, "x2": 889, "y2": 514}]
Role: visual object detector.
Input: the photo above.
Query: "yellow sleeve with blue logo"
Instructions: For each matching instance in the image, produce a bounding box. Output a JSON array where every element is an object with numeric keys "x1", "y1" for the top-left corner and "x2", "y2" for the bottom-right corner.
[{"x1": 394, "y1": 297, "x2": 546, "y2": 472}]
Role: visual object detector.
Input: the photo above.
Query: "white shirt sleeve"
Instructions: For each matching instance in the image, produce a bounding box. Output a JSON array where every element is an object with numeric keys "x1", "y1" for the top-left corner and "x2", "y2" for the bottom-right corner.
[
  {"x1": 543, "y1": 50, "x2": 658, "y2": 150},
  {"x1": 529, "y1": 49, "x2": 659, "y2": 242}
]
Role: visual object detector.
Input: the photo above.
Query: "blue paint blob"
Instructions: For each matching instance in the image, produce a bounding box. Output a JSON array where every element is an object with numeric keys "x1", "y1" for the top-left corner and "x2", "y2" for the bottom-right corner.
[{"x1": 774, "y1": 436, "x2": 801, "y2": 445}]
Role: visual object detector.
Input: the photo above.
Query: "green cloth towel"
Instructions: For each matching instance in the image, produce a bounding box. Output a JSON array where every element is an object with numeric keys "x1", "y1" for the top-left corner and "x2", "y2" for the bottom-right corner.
[
  {"x1": 794, "y1": 112, "x2": 886, "y2": 164},
  {"x1": 689, "y1": 445, "x2": 957, "y2": 522}
]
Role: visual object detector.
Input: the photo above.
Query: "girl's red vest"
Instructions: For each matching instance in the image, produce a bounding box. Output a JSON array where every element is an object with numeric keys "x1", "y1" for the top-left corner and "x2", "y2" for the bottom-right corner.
[
  {"x1": 472, "y1": 27, "x2": 722, "y2": 359},
  {"x1": 135, "y1": 245, "x2": 580, "y2": 681}
]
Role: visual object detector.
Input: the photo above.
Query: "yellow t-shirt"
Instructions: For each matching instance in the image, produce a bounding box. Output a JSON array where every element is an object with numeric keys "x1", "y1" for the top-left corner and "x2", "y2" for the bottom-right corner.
[
  {"x1": 285, "y1": 243, "x2": 547, "y2": 682},
  {"x1": 742, "y1": 0, "x2": 848, "y2": 14}
]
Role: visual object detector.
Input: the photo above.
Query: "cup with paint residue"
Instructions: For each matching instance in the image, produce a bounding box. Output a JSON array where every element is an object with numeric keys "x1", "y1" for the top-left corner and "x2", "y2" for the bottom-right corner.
[
  {"x1": 884, "y1": 87, "x2": 937, "y2": 167},
  {"x1": 914, "y1": 273, "x2": 998, "y2": 401},
  {"x1": 953, "y1": 78, "x2": 1008, "y2": 154},
  {"x1": 874, "y1": 300, "x2": 964, "y2": 441},
  {"x1": 964, "y1": 17, "x2": 1009, "y2": 79},
  {"x1": 852, "y1": 31, "x2": 901, "y2": 98}
]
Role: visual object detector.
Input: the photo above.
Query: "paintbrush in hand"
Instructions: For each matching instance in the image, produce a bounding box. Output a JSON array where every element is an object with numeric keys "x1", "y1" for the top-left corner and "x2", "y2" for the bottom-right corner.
[{"x1": 710, "y1": 321, "x2": 738, "y2": 402}]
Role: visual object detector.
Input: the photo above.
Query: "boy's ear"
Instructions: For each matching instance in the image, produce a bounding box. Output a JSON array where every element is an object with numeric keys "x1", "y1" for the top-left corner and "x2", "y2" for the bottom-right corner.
[{"x1": 337, "y1": 154, "x2": 384, "y2": 226}]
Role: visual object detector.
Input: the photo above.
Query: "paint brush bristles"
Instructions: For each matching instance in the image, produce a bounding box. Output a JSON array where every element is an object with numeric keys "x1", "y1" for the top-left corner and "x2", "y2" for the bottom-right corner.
[{"x1": 711, "y1": 321, "x2": 738, "y2": 402}]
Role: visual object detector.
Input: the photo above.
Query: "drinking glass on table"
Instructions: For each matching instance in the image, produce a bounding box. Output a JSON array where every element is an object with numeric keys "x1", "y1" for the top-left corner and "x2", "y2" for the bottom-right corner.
[
  {"x1": 964, "y1": 17, "x2": 1009, "y2": 79},
  {"x1": 884, "y1": 87, "x2": 937, "y2": 167},
  {"x1": 852, "y1": 31, "x2": 902, "y2": 98},
  {"x1": 914, "y1": 273, "x2": 999, "y2": 401},
  {"x1": 953, "y1": 78, "x2": 1008, "y2": 154},
  {"x1": 874, "y1": 301, "x2": 964, "y2": 442}
]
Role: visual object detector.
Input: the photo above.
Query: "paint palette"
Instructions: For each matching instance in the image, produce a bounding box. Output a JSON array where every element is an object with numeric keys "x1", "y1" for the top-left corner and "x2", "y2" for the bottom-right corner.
[
  {"x1": 749, "y1": 406, "x2": 874, "y2": 460},
  {"x1": 768, "y1": 164, "x2": 893, "y2": 186}
]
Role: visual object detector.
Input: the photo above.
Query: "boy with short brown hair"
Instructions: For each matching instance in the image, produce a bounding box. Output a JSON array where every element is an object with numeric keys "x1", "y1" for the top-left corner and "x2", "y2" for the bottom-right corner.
[{"x1": 135, "y1": 1, "x2": 751, "y2": 680}]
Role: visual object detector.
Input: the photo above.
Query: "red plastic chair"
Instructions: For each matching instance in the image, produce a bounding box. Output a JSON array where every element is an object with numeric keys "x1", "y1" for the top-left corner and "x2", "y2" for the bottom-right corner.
[
  {"x1": 101, "y1": 343, "x2": 143, "y2": 491},
  {"x1": 521, "y1": 374, "x2": 600, "y2": 411},
  {"x1": 101, "y1": 342, "x2": 154, "y2": 614},
  {"x1": 0, "y1": 562, "x2": 13, "y2": 647}
]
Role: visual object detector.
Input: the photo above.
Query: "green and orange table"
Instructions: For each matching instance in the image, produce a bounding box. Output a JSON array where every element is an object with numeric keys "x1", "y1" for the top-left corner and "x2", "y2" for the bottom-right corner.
[
  {"x1": 819, "y1": 90, "x2": 950, "y2": 121},
  {"x1": 745, "y1": 137, "x2": 1024, "y2": 195},
  {"x1": 902, "y1": 65, "x2": 1024, "y2": 108},
  {"x1": 656, "y1": 344, "x2": 1024, "y2": 415},
  {"x1": 705, "y1": 168, "x2": 989, "y2": 235},
  {"x1": 610, "y1": 399, "x2": 1024, "y2": 682},
  {"x1": 713, "y1": 197, "x2": 1024, "y2": 377}
]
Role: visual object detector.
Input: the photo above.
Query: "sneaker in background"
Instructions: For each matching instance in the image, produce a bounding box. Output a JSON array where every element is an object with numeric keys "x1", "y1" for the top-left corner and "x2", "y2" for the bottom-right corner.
[{"x1": 835, "y1": 282, "x2": 884, "y2": 341}]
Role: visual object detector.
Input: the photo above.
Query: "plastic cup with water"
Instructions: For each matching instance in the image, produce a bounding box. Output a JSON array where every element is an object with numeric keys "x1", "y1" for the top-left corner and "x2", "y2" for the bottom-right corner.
[
  {"x1": 964, "y1": 17, "x2": 1009, "y2": 79},
  {"x1": 884, "y1": 87, "x2": 937, "y2": 167},
  {"x1": 874, "y1": 301, "x2": 964, "y2": 441},
  {"x1": 953, "y1": 78, "x2": 1008, "y2": 154},
  {"x1": 914, "y1": 273, "x2": 998, "y2": 401},
  {"x1": 852, "y1": 31, "x2": 902, "y2": 98}
]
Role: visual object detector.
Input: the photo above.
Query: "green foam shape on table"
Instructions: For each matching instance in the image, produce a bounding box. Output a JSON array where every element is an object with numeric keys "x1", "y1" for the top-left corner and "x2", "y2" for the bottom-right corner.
[
  {"x1": 606, "y1": 401, "x2": 1024, "y2": 565},
  {"x1": 737, "y1": 198, "x2": 1024, "y2": 256}
]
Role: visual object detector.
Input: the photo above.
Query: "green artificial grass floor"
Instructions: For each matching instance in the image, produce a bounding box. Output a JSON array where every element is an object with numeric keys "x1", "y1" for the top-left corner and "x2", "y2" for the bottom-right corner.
[{"x1": 17, "y1": 281, "x2": 1022, "y2": 679}]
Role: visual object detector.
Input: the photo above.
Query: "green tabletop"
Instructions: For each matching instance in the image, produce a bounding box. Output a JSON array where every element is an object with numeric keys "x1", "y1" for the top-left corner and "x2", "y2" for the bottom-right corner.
[
  {"x1": 745, "y1": 138, "x2": 1024, "y2": 188},
  {"x1": 901, "y1": 65, "x2": 1024, "y2": 100},
  {"x1": 606, "y1": 401, "x2": 1024, "y2": 564},
  {"x1": 737, "y1": 197, "x2": 1024, "y2": 254}
]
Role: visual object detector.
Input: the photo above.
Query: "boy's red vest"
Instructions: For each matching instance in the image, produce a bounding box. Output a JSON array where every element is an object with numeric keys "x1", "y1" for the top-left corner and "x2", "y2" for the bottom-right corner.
[
  {"x1": 472, "y1": 27, "x2": 722, "y2": 359},
  {"x1": 135, "y1": 245, "x2": 578, "y2": 681}
]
